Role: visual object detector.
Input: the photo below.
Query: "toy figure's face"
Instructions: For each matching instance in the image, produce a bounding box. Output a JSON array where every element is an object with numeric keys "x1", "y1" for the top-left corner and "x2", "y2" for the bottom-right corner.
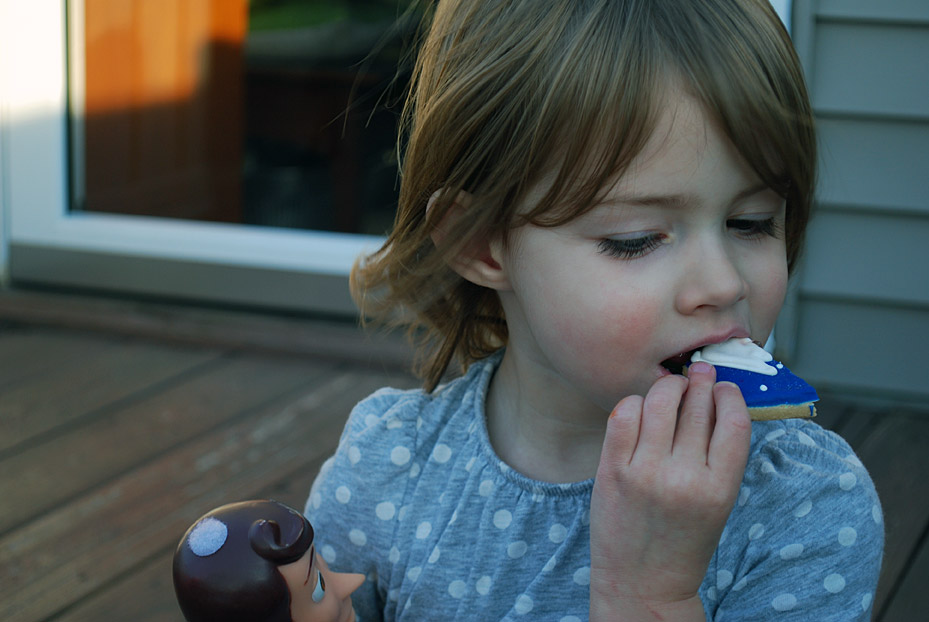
[{"x1": 278, "y1": 546, "x2": 364, "y2": 622}]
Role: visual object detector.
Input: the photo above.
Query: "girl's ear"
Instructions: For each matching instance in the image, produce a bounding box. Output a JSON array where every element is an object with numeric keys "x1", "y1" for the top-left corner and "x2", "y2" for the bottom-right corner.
[{"x1": 428, "y1": 190, "x2": 511, "y2": 291}]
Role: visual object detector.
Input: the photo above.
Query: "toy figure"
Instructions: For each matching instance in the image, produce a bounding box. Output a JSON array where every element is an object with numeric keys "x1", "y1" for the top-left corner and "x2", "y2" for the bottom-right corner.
[{"x1": 173, "y1": 500, "x2": 364, "y2": 622}]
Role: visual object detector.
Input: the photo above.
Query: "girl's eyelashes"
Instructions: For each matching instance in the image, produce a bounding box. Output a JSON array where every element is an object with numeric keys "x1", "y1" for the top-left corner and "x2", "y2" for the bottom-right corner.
[
  {"x1": 311, "y1": 569, "x2": 326, "y2": 603},
  {"x1": 597, "y1": 234, "x2": 664, "y2": 259},
  {"x1": 728, "y1": 216, "x2": 783, "y2": 239}
]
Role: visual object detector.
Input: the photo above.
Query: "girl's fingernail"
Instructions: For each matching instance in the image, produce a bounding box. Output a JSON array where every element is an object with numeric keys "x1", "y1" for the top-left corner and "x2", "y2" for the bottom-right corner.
[{"x1": 689, "y1": 361, "x2": 714, "y2": 375}]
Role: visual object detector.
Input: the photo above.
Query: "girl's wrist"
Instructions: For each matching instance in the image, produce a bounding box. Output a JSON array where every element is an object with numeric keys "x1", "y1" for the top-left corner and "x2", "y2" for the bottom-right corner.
[{"x1": 590, "y1": 586, "x2": 705, "y2": 622}]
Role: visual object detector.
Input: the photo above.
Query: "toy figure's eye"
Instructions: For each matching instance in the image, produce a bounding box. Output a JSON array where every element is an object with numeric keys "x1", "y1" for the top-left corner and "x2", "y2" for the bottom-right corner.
[{"x1": 311, "y1": 570, "x2": 326, "y2": 603}]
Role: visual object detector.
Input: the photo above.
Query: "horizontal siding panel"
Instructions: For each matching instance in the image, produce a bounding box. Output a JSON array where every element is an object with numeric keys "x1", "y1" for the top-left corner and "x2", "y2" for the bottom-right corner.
[
  {"x1": 793, "y1": 299, "x2": 929, "y2": 398},
  {"x1": 817, "y1": 0, "x2": 929, "y2": 24},
  {"x1": 817, "y1": 117, "x2": 929, "y2": 213},
  {"x1": 801, "y1": 210, "x2": 929, "y2": 306},
  {"x1": 811, "y1": 22, "x2": 929, "y2": 118}
]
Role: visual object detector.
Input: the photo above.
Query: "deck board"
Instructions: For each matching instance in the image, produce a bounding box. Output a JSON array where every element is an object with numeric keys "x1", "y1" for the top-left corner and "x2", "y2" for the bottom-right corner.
[{"x1": 0, "y1": 293, "x2": 925, "y2": 622}]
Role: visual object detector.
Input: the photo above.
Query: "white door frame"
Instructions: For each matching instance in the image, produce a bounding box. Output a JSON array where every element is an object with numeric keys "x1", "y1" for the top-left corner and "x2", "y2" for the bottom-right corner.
[{"x1": 0, "y1": 0, "x2": 383, "y2": 314}]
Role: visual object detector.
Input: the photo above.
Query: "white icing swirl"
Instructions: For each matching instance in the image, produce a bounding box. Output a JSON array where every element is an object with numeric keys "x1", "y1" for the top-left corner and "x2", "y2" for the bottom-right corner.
[{"x1": 690, "y1": 337, "x2": 777, "y2": 376}]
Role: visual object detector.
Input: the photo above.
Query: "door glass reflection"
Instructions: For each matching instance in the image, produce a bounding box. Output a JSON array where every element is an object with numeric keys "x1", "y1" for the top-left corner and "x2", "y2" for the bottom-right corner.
[{"x1": 71, "y1": 0, "x2": 417, "y2": 236}]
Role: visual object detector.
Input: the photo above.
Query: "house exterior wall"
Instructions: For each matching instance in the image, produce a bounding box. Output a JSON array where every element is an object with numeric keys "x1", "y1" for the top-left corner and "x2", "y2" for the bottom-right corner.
[{"x1": 783, "y1": 0, "x2": 929, "y2": 401}]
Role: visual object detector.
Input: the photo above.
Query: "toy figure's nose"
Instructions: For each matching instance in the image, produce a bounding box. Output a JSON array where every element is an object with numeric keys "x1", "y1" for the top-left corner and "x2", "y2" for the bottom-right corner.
[{"x1": 332, "y1": 571, "x2": 365, "y2": 597}]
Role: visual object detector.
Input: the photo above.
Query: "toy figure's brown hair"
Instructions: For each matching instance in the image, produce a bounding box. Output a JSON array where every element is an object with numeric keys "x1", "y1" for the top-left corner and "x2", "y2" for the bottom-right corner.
[
  {"x1": 353, "y1": 0, "x2": 816, "y2": 390},
  {"x1": 173, "y1": 500, "x2": 315, "y2": 622}
]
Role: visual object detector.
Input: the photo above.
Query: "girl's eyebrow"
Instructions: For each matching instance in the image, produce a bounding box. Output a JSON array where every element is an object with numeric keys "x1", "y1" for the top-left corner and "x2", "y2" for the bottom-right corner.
[{"x1": 609, "y1": 181, "x2": 773, "y2": 209}]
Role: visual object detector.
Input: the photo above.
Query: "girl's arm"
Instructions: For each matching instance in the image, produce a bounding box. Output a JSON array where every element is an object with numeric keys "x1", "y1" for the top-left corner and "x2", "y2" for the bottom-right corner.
[{"x1": 590, "y1": 364, "x2": 751, "y2": 621}]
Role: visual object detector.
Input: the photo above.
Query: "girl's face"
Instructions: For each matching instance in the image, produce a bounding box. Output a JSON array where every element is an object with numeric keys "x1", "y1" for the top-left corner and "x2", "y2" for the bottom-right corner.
[
  {"x1": 279, "y1": 547, "x2": 364, "y2": 622},
  {"x1": 496, "y1": 88, "x2": 788, "y2": 415}
]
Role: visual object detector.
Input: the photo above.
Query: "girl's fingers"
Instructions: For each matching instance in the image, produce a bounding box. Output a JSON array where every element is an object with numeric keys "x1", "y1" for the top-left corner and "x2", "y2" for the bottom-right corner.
[
  {"x1": 673, "y1": 362, "x2": 716, "y2": 460},
  {"x1": 637, "y1": 374, "x2": 689, "y2": 457},
  {"x1": 603, "y1": 395, "x2": 645, "y2": 467},
  {"x1": 707, "y1": 381, "x2": 752, "y2": 478}
]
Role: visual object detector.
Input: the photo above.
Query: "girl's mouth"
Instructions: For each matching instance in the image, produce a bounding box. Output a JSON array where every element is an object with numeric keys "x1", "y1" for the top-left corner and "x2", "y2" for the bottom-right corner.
[{"x1": 660, "y1": 350, "x2": 696, "y2": 375}]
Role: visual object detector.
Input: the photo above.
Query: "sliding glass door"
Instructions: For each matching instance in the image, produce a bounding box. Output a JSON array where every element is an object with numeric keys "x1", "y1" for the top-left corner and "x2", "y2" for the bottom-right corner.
[{"x1": 2, "y1": 0, "x2": 414, "y2": 314}]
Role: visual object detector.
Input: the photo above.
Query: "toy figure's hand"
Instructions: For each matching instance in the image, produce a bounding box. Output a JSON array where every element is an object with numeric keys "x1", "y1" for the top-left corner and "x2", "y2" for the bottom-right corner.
[{"x1": 589, "y1": 363, "x2": 751, "y2": 621}]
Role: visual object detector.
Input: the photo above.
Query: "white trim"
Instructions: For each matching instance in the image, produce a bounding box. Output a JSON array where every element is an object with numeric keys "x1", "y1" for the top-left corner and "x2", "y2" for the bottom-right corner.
[{"x1": 0, "y1": 0, "x2": 384, "y2": 313}]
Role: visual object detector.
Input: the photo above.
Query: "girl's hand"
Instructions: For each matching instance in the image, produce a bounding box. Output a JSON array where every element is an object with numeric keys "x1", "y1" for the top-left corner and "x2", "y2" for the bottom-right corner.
[{"x1": 589, "y1": 363, "x2": 751, "y2": 621}]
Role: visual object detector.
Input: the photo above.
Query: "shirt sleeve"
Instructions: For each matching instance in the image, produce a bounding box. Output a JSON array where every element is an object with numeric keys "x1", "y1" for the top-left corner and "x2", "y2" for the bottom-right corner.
[
  {"x1": 304, "y1": 387, "x2": 425, "y2": 622},
  {"x1": 706, "y1": 420, "x2": 884, "y2": 621}
]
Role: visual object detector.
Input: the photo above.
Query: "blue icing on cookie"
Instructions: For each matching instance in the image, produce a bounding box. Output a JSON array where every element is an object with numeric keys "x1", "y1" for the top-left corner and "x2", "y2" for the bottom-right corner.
[{"x1": 712, "y1": 360, "x2": 818, "y2": 408}]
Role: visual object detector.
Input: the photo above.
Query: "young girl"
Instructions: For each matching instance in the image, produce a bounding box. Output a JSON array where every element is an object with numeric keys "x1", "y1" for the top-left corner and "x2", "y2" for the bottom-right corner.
[{"x1": 305, "y1": 1, "x2": 883, "y2": 620}]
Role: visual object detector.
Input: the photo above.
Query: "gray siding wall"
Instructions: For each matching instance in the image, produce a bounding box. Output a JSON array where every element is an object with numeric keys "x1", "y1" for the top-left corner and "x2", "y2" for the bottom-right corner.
[{"x1": 783, "y1": 0, "x2": 929, "y2": 401}]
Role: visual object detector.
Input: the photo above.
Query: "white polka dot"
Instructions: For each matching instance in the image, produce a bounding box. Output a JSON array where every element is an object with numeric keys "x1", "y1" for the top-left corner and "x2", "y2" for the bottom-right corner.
[
  {"x1": 765, "y1": 429, "x2": 786, "y2": 441},
  {"x1": 780, "y1": 543, "x2": 805, "y2": 560},
  {"x1": 386, "y1": 417, "x2": 402, "y2": 430},
  {"x1": 872, "y1": 504, "x2": 882, "y2": 524},
  {"x1": 364, "y1": 414, "x2": 380, "y2": 427},
  {"x1": 838, "y1": 527, "x2": 857, "y2": 546},
  {"x1": 732, "y1": 577, "x2": 748, "y2": 591},
  {"x1": 515, "y1": 594, "x2": 534, "y2": 615},
  {"x1": 448, "y1": 580, "x2": 467, "y2": 598},
  {"x1": 388, "y1": 546, "x2": 400, "y2": 563},
  {"x1": 479, "y1": 480, "x2": 495, "y2": 496},
  {"x1": 549, "y1": 523, "x2": 568, "y2": 543},
  {"x1": 543, "y1": 556, "x2": 557, "y2": 572},
  {"x1": 561, "y1": 617, "x2": 582, "y2": 622},
  {"x1": 748, "y1": 523, "x2": 766, "y2": 540},
  {"x1": 797, "y1": 431, "x2": 816, "y2": 446},
  {"x1": 839, "y1": 472, "x2": 858, "y2": 490},
  {"x1": 407, "y1": 566, "x2": 422, "y2": 581},
  {"x1": 310, "y1": 492, "x2": 322, "y2": 510},
  {"x1": 409, "y1": 463, "x2": 421, "y2": 478},
  {"x1": 391, "y1": 446, "x2": 411, "y2": 466},
  {"x1": 705, "y1": 587, "x2": 717, "y2": 601},
  {"x1": 415, "y1": 522, "x2": 432, "y2": 539},
  {"x1": 508, "y1": 541, "x2": 528, "y2": 558},
  {"x1": 861, "y1": 593, "x2": 873, "y2": 611},
  {"x1": 465, "y1": 457, "x2": 476, "y2": 471},
  {"x1": 349, "y1": 529, "x2": 367, "y2": 546},
  {"x1": 824, "y1": 573, "x2": 846, "y2": 593},
  {"x1": 717, "y1": 570, "x2": 733, "y2": 590},
  {"x1": 845, "y1": 453, "x2": 864, "y2": 468},
  {"x1": 335, "y1": 486, "x2": 352, "y2": 504},
  {"x1": 428, "y1": 546, "x2": 441, "y2": 563},
  {"x1": 348, "y1": 446, "x2": 361, "y2": 464},
  {"x1": 321, "y1": 544, "x2": 337, "y2": 563},
  {"x1": 738, "y1": 486, "x2": 751, "y2": 507},
  {"x1": 771, "y1": 593, "x2": 797, "y2": 611},
  {"x1": 432, "y1": 444, "x2": 453, "y2": 463},
  {"x1": 494, "y1": 509, "x2": 513, "y2": 529},
  {"x1": 761, "y1": 461, "x2": 776, "y2": 474},
  {"x1": 476, "y1": 576, "x2": 492, "y2": 595},
  {"x1": 759, "y1": 384, "x2": 768, "y2": 392},
  {"x1": 794, "y1": 499, "x2": 813, "y2": 518},
  {"x1": 376, "y1": 501, "x2": 396, "y2": 520},
  {"x1": 573, "y1": 566, "x2": 591, "y2": 586}
]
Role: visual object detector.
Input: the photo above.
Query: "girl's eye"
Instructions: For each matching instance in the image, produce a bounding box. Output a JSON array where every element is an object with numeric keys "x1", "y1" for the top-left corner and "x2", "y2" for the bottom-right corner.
[
  {"x1": 597, "y1": 234, "x2": 663, "y2": 259},
  {"x1": 311, "y1": 570, "x2": 326, "y2": 603},
  {"x1": 728, "y1": 217, "x2": 782, "y2": 239}
]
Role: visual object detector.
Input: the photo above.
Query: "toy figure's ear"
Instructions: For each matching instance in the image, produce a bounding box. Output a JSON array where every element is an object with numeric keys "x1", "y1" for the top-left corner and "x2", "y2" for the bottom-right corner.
[{"x1": 428, "y1": 190, "x2": 511, "y2": 291}]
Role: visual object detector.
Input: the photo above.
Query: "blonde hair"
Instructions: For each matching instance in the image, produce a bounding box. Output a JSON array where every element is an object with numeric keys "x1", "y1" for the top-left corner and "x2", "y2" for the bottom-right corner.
[{"x1": 352, "y1": 0, "x2": 816, "y2": 390}]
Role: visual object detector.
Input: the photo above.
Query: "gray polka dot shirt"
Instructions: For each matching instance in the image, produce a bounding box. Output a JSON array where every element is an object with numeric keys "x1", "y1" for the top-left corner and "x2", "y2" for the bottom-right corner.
[{"x1": 305, "y1": 354, "x2": 883, "y2": 621}]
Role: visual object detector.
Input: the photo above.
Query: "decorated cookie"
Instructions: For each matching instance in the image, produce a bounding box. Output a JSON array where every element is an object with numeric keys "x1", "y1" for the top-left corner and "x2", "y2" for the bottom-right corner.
[{"x1": 690, "y1": 338, "x2": 818, "y2": 421}]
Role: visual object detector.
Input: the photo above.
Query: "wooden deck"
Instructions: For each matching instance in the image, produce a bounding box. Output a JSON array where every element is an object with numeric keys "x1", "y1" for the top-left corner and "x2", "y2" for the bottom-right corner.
[{"x1": 0, "y1": 290, "x2": 926, "y2": 621}]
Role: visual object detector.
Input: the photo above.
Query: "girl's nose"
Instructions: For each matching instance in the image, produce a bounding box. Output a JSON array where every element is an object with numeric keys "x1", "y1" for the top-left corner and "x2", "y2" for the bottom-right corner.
[{"x1": 675, "y1": 241, "x2": 747, "y2": 314}]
